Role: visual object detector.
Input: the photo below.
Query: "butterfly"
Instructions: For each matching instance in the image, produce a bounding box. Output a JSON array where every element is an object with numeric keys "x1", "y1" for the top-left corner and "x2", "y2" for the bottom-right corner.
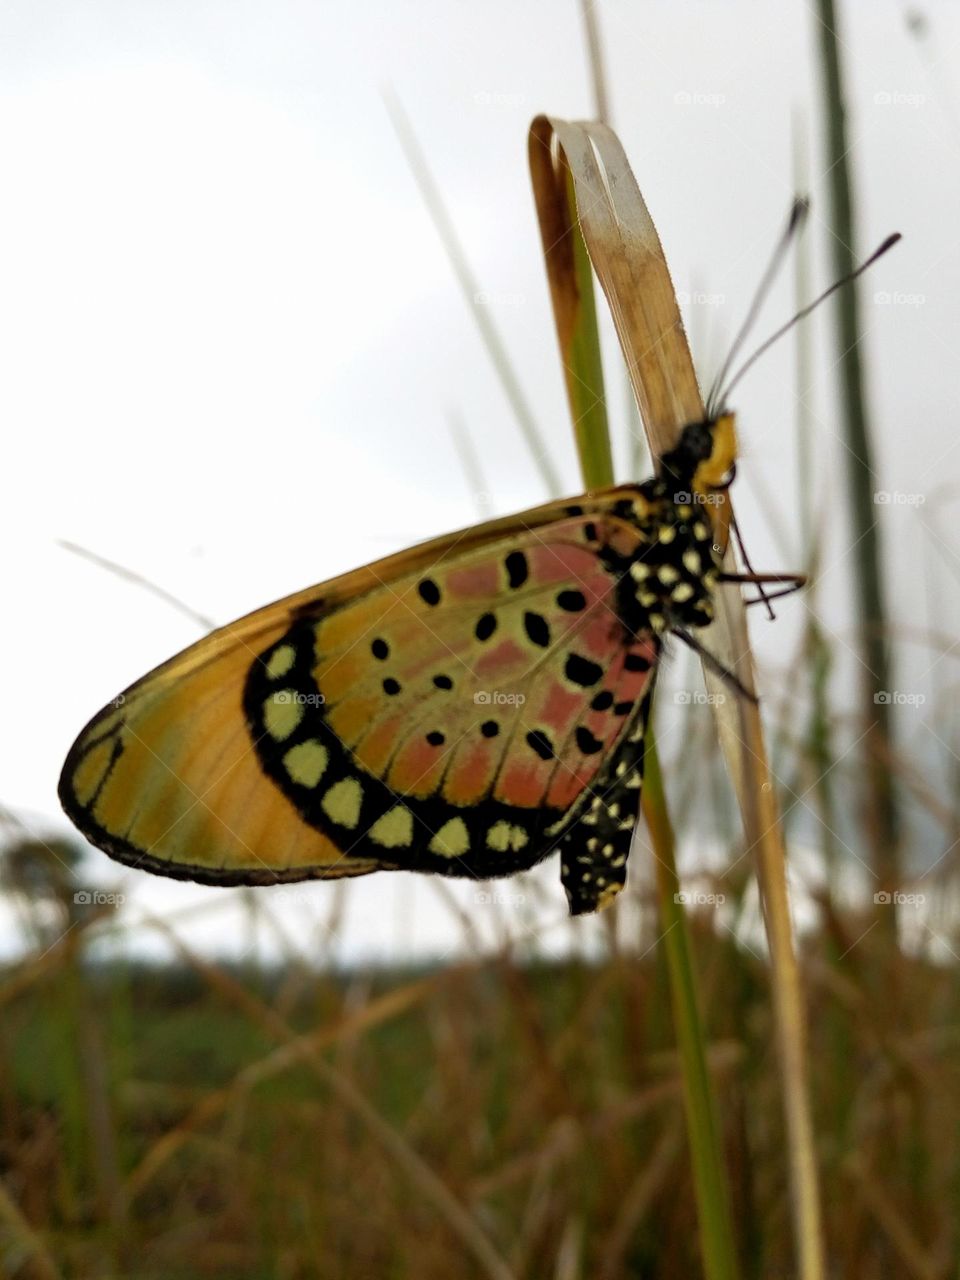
[{"x1": 58, "y1": 413, "x2": 742, "y2": 916}]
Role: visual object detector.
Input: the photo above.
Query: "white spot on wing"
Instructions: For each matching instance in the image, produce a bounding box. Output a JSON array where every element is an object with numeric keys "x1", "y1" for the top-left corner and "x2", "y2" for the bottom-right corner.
[
  {"x1": 429, "y1": 817, "x2": 470, "y2": 858},
  {"x1": 368, "y1": 805, "x2": 413, "y2": 848},
  {"x1": 485, "y1": 820, "x2": 529, "y2": 853},
  {"x1": 283, "y1": 739, "x2": 329, "y2": 787},
  {"x1": 264, "y1": 692, "x2": 303, "y2": 741},
  {"x1": 266, "y1": 645, "x2": 296, "y2": 680},
  {"x1": 321, "y1": 777, "x2": 363, "y2": 829}
]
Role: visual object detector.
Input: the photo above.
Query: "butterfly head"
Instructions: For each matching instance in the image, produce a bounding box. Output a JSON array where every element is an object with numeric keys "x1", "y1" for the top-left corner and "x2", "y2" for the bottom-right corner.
[{"x1": 659, "y1": 412, "x2": 738, "y2": 500}]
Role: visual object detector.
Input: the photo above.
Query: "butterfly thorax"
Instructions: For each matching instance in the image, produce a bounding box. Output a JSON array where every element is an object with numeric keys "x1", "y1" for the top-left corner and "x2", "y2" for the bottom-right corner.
[
  {"x1": 611, "y1": 488, "x2": 720, "y2": 637},
  {"x1": 607, "y1": 415, "x2": 733, "y2": 638}
]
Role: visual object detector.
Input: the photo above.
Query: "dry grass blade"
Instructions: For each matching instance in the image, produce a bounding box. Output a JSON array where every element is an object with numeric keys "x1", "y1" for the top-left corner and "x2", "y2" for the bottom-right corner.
[
  {"x1": 124, "y1": 972, "x2": 439, "y2": 1201},
  {"x1": 385, "y1": 88, "x2": 561, "y2": 496},
  {"x1": 529, "y1": 115, "x2": 825, "y2": 1280},
  {"x1": 844, "y1": 1157, "x2": 942, "y2": 1280},
  {"x1": 140, "y1": 921, "x2": 516, "y2": 1280},
  {"x1": 0, "y1": 1177, "x2": 61, "y2": 1280}
]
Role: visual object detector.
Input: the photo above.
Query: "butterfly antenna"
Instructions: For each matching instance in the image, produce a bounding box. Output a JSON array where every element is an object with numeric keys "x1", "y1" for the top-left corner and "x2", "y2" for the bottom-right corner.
[
  {"x1": 717, "y1": 231, "x2": 902, "y2": 409},
  {"x1": 706, "y1": 196, "x2": 810, "y2": 419}
]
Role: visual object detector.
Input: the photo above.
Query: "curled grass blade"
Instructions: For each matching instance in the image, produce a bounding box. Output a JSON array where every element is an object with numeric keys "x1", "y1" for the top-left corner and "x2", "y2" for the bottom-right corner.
[
  {"x1": 529, "y1": 116, "x2": 740, "y2": 1280},
  {"x1": 529, "y1": 115, "x2": 825, "y2": 1280}
]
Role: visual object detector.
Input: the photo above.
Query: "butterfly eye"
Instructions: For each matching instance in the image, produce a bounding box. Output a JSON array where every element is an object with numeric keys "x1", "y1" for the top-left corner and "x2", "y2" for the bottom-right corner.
[{"x1": 709, "y1": 461, "x2": 737, "y2": 492}]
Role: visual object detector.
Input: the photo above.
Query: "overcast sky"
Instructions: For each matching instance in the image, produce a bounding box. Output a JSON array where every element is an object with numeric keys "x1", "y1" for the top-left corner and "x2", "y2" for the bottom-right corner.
[{"x1": 3, "y1": 0, "x2": 957, "y2": 962}]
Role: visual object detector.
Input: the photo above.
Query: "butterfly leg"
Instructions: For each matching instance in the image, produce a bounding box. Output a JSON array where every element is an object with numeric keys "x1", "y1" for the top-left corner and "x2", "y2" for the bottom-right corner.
[{"x1": 558, "y1": 693, "x2": 650, "y2": 915}]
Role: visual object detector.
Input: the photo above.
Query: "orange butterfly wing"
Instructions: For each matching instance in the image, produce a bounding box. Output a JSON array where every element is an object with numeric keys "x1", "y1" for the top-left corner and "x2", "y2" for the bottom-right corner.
[{"x1": 59, "y1": 490, "x2": 646, "y2": 885}]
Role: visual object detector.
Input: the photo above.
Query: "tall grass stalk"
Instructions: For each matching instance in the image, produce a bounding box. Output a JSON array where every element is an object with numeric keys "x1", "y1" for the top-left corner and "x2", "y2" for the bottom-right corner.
[
  {"x1": 384, "y1": 89, "x2": 562, "y2": 496},
  {"x1": 531, "y1": 124, "x2": 740, "y2": 1280},
  {"x1": 815, "y1": 0, "x2": 900, "y2": 907},
  {"x1": 791, "y1": 113, "x2": 841, "y2": 881}
]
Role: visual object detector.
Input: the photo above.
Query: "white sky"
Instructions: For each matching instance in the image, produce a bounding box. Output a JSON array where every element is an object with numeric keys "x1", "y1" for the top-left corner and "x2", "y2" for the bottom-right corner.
[{"x1": 3, "y1": 0, "x2": 958, "y2": 962}]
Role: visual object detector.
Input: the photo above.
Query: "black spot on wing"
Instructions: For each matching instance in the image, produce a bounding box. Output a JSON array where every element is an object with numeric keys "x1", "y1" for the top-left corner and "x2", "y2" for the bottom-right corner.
[
  {"x1": 524, "y1": 612, "x2": 550, "y2": 648},
  {"x1": 576, "y1": 727, "x2": 604, "y2": 755},
  {"x1": 625, "y1": 652, "x2": 652, "y2": 672},
  {"x1": 475, "y1": 612, "x2": 497, "y2": 641},
  {"x1": 418, "y1": 579, "x2": 441, "y2": 606},
  {"x1": 526, "y1": 730, "x2": 555, "y2": 760},
  {"x1": 506, "y1": 551, "x2": 529, "y2": 588},
  {"x1": 565, "y1": 654, "x2": 603, "y2": 687},
  {"x1": 557, "y1": 590, "x2": 586, "y2": 612}
]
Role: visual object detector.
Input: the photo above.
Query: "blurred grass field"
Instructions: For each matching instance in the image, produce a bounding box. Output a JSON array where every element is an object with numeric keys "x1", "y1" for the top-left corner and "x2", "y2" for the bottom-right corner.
[{"x1": 2, "y1": 828, "x2": 959, "y2": 1279}]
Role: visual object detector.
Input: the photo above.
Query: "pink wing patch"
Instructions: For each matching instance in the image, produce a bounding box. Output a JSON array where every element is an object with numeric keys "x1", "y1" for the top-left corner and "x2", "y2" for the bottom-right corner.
[{"x1": 308, "y1": 516, "x2": 656, "y2": 821}]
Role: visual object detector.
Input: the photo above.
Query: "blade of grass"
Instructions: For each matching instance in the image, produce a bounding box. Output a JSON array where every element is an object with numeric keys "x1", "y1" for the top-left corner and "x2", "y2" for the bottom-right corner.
[
  {"x1": 792, "y1": 111, "x2": 842, "y2": 882},
  {"x1": 123, "y1": 967, "x2": 440, "y2": 1202},
  {"x1": 384, "y1": 88, "x2": 562, "y2": 496},
  {"x1": 529, "y1": 117, "x2": 741, "y2": 1280},
  {"x1": 814, "y1": 0, "x2": 901, "y2": 913},
  {"x1": 529, "y1": 115, "x2": 825, "y2": 1280},
  {"x1": 0, "y1": 1178, "x2": 61, "y2": 1280},
  {"x1": 140, "y1": 922, "x2": 517, "y2": 1280}
]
